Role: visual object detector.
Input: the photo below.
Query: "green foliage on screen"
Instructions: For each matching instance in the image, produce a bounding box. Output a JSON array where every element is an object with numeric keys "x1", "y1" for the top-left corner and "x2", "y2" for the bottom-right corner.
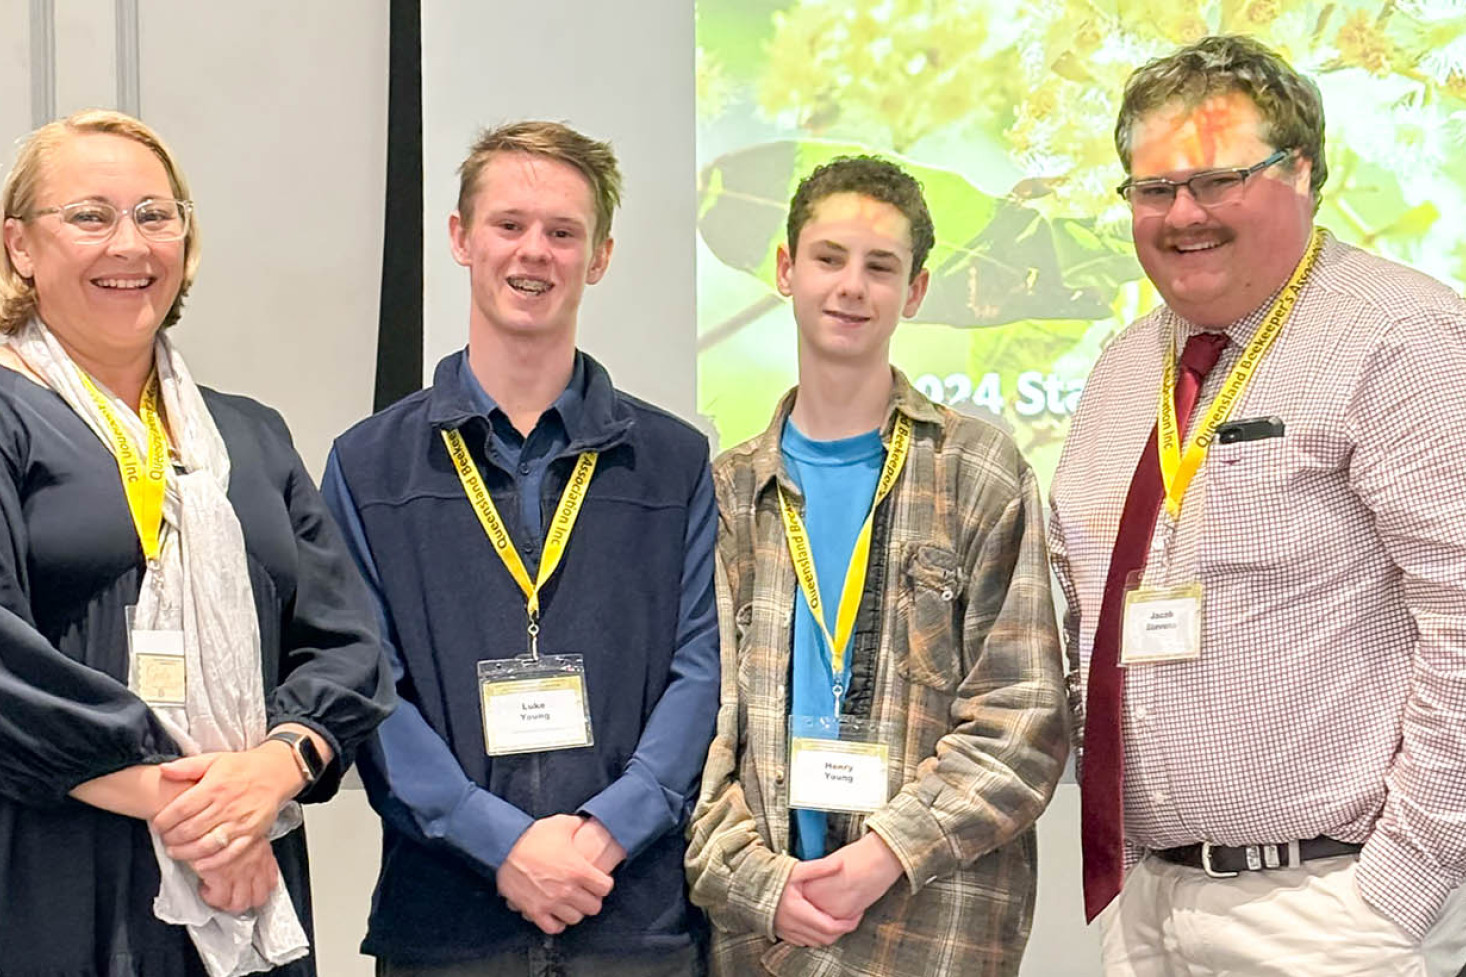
[
  {"x1": 699, "y1": 139, "x2": 1141, "y2": 327},
  {"x1": 695, "y1": 0, "x2": 1466, "y2": 481}
]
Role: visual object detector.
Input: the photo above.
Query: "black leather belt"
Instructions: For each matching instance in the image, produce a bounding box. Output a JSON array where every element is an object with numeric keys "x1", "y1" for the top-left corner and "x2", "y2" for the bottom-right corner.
[{"x1": 1153, "y1": 836, "x2": 1363, "y2": 878}]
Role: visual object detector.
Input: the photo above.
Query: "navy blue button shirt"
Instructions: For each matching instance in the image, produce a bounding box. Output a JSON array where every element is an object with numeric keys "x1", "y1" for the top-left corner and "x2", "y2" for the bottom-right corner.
[
  {"x1": 461, "y1": 352, "x2": 584, "y2": 572},
  {"x1": 322, "y1": 350, "x2": 718, "y2": 870}
]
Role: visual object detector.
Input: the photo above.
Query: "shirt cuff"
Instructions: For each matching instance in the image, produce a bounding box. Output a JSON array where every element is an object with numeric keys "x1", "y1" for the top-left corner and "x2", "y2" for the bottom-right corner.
[
  {"x1": 863, "y1": 791, "x2": 960, "y2": 893},
  {"x1": 1357, "y1": 829, "x2": 1462, "y2": 941},
  {"x1": 438, "y1": 782, "x2": 535, "y2": 872},
  {"x1": 728, "y1": 848, "x2": 799, "y2": 940},
  {"x1": 578, "y1": 763, "x2": 679, "y2": 861}
]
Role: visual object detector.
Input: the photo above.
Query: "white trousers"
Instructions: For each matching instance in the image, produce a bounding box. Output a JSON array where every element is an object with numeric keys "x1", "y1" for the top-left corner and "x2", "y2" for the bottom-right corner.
[{"x1": 1099, "y1": 854, "x2": 1466, "y2": 977}]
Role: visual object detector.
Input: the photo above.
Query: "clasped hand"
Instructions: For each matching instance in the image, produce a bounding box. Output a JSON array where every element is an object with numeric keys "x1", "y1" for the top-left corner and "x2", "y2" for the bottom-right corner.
[
  {"x1": 194, "y1": 834, "x2": 281, "y2": 915},
  {"x1": 497, "y1": 814, "x2": 626, "y2": 935},
  {"x1": 150, "y1": 743, "x2": 303, "y2": 914},
  {"x1": 773, "y1": 833, "x2": 905, "y2": 948}
]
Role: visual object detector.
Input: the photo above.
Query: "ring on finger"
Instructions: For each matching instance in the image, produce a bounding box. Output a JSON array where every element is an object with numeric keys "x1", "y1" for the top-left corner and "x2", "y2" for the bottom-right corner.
[{"x1": 210, "y1": 826, "x2": 230, "y2": 852}]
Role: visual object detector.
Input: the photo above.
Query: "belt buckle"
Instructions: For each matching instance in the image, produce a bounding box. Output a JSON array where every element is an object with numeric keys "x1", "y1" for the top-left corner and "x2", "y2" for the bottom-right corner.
[{"x1": 1201, "y1": 841, "x2": 1239, "y2": 879}]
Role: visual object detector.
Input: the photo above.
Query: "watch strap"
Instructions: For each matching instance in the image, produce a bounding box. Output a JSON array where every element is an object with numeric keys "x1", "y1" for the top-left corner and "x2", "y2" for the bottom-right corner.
[{"x1": 266, "y1": 730, "x2": 324, "y2": 787}]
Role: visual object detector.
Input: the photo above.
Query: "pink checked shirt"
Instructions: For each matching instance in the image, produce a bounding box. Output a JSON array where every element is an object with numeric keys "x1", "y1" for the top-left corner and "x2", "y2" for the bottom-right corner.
[{"x1": 1049, "y1": 232, "x2": 1466, "y2": 939}]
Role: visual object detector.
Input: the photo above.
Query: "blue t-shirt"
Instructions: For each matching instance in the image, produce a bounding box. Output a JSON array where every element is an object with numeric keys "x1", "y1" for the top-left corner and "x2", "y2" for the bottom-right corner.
[{"x1": 781, "y1": 418, "x2": 884, "y2": 859}]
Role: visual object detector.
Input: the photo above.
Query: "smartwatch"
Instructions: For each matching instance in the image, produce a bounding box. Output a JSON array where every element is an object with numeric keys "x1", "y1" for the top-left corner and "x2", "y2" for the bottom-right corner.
[{"x1": 266, "y1": 730, "x2": 325, "y2": 789}]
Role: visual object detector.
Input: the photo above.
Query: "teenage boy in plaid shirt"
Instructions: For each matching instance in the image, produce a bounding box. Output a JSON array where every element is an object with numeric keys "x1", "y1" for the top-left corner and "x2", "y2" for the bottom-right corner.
[{"x1": 687, "y1": 157, "x2": 1068, "y2": 977}]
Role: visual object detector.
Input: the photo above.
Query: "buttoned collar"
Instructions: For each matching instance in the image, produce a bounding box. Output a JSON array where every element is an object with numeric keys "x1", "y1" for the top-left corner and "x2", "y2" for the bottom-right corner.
[{"x1": 427, "y1": 347, "x2": 634, "y2": 455}]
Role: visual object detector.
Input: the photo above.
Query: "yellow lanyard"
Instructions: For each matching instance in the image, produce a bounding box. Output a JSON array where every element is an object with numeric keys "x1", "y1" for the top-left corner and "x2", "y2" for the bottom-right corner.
[
  {"x1": 778, "y1": 413, "x2": 912, "y2": 703},
  {"x1": 1157, "y1": 227, "x2": 1324, "y2": 518},
  {"x1": 80, "y1": 370, "x2": 168, "y2": 562},
  {"x1": 441, "y1": 428, "x2": 597, "y2": 655}
]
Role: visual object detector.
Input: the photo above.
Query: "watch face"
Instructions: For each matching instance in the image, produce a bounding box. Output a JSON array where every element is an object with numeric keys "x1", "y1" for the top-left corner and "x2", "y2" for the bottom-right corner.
[
  {"x1": 297, "y1": 735, "x2": 325, "y2": 781},
  {"x1": 272, "y1": 731, "x2": 325, "y2": 784}
]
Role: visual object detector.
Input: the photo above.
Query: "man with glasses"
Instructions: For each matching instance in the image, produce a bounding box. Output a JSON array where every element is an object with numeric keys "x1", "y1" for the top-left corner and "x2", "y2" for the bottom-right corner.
[{"x1": 1049, "y1": 34, "x2": 1466, "y2": 975}]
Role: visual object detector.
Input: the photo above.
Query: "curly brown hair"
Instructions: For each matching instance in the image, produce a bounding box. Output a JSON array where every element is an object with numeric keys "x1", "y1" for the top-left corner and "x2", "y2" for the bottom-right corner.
[
  {"x1": 1115, "y1": 34, "x2": 1327, "y2": 210},
  {"x1": 786, "y1": 156, "x2": 935, "y2": 281}
]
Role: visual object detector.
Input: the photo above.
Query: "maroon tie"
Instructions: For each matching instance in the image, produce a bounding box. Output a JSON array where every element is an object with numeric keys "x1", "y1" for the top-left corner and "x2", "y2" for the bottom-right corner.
[{"x1": 1081, "y1": 330, "x2": 1230, "y2": 922}]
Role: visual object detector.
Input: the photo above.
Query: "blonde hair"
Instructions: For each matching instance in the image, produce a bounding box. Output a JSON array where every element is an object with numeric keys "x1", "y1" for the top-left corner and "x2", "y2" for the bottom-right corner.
[
  {"x1": 1, "y1": 109, "x2": 201, "y2": 334},
  {"x1": 457, "y1": 121, "x2": 621, "y2": 246}
]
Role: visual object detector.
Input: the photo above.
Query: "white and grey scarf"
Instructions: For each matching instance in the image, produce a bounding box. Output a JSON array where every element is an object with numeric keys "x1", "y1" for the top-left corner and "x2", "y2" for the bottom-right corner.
[{"x1": 3, "y1": 319, "x2": 308, "y2": 976}]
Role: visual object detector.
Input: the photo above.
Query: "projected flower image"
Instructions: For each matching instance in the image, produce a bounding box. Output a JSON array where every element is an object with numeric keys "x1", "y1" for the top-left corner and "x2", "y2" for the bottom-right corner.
[{"x1": 696, "y1": 0, "x2": 1466, "y2": 485}]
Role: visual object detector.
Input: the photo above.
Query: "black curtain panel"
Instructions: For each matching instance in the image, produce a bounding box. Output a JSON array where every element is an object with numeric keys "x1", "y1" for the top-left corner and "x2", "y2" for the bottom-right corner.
[{"x1": 374, "y1": 0, "x2": 424, "y2": 412}]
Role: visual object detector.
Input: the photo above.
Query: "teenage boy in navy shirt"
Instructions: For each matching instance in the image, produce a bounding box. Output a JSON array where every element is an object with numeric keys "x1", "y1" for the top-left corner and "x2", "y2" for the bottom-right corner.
[{"x1": 324, "y1": 121, "x2": 719, "y2": 976}]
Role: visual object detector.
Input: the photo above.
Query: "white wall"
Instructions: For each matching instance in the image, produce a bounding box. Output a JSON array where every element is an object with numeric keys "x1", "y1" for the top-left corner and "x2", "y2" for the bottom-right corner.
[
  {"x1": 0, "y1": 0, "x2": 32, "y2": 151},
  {"x1": 1029, "y1": 784, "x2": 1097, "y2": 974},
  {"x1": 52, "y1": 0, "x2": 115, "y2": 119},
  {"x1": 137, "y1": 1, "x2": 388, "y2": 475},
  {"x1": 421, "y1": 0, "x2": 699, "y2": 421}
]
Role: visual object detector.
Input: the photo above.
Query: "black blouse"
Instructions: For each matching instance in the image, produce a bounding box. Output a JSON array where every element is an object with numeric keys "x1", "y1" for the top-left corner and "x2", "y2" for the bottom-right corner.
[{"x1": 0, "y1": 367, "x2": 392, "y2": 977}]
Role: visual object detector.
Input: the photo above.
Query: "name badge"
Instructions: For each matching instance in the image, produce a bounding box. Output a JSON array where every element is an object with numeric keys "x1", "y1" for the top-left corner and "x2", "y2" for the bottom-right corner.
[
  {"x1": 1121, "y1": 583, "x2": 1203, "y2": 665},
  {"x1": 131, "y1": 629, "x2": 187, "y2": 706},
  {"x1": 787, "y1": 715, "x2": 891, "y2": 814},
  {"x1": 478, "y1": 655, "x2": 593, "y2": 756}
]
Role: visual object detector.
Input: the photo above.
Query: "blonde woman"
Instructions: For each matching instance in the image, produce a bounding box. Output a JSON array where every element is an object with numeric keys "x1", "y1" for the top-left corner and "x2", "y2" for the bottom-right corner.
[{"x1": 0, "y1": 110, "x2": 392, "y2": 977}]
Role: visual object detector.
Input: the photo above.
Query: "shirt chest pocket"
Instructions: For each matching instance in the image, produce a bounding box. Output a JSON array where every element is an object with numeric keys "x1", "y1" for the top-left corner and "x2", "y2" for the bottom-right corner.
[
  {"x1": 1196, "y1": 436, "x2": 1299, "y2": 571},
  {"x1": 897, "y1": 544, "x2": 965, "y2": 693}
]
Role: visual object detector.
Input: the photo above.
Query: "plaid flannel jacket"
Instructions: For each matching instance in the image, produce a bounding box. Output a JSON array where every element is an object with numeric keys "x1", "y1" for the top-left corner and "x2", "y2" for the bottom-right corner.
[{"x1": 687, "y1": 372, "x2": 1069, "y2": 977}]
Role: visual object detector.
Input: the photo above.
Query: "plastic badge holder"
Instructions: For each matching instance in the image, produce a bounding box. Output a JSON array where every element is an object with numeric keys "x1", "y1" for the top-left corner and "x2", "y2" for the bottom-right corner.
[
  {"x1": 787, "y1": 714, "x2": 892, "y2": 814},
  {"x1": 477, "y1": 655, "x2": 594, "y2": 756},
  {"x1": 125, "y1": 604, "x2": 187, "y2": 708},
  {"x1": 1120, "y1": 582, "x2": 1204, "y2": 665}
]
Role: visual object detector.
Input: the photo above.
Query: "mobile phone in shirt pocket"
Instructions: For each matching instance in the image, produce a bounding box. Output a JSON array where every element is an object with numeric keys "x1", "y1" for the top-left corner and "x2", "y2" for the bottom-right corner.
[
  {"x1": 1215, "y1": 415, "x2": 1285, "y2": 444},
  {"x1": 898, "y1": 543, "x2": 964, "y2": 693},
  {"x1": 1200, "y1": 426, "x2": 1297, "y2": 570}
]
